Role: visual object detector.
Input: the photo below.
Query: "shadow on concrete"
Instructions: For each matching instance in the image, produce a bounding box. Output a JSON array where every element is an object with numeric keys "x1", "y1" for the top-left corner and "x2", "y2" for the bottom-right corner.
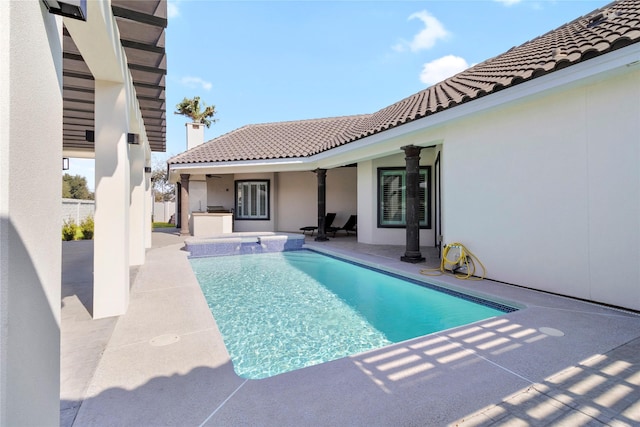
[
  {"x1": 62, "y1": 240, "x2": 94, "y2": 316},
  {"x1": 63, "y1": 363, "x2": 242, "y2": 426},
  {"x1": 62, "y1": 320, "x2": 640, "y2": 425}
]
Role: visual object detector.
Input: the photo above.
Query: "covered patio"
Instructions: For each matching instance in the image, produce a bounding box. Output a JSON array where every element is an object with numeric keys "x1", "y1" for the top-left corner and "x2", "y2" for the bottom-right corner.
[{"x1": 61, "y1": 230, "x2": 640, "y2": 426}]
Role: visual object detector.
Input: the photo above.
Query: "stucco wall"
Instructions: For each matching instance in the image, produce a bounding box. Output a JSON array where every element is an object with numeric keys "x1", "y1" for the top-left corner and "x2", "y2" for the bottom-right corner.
[
  {"x1": 206, "y1": 174, "x2": 234, "y2": 212},
  {"x1": 357, "y1": 150, "x2": 438, "y2": 246},
  {"x1": 443, "y1": 68, "x2": 640, "y2": 310},
  {"x1": 188, "y1": 174, "x2": 207, "y2": 213},
  {"x1": 276, "y1": 168, "x2": 357, "y2": 233},
  {"x1": 0, "y1": 2, "x2": 62, "y2": 424}
]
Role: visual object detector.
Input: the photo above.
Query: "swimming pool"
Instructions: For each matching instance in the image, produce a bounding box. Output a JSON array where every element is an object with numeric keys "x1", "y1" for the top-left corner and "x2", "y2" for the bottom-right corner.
[{"x1": 190, "y1": 250, "x2": 516, "y2": 379}]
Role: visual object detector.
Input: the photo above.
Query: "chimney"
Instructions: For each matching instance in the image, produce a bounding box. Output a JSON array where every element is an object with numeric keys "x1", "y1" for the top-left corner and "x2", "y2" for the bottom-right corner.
[{"x1": 186, "y1": 122, "x2": 205, "y2": 150}]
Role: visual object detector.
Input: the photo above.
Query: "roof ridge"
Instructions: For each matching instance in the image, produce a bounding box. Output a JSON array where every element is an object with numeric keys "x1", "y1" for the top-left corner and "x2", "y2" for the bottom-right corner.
[{"x1": 244, "y1": 113, "x2": 372, "y2": 128}]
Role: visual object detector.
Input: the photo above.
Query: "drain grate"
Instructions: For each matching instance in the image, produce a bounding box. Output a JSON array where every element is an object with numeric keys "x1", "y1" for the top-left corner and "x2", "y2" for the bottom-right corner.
[{"x1": 149, "y1": 334, "x2": 180, "y2": 346}]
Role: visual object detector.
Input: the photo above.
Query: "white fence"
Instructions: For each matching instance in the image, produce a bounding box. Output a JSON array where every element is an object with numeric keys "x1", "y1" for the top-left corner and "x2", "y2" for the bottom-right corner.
[
  {"x1": 153, "y1": 201, "x2": 175, "y2": 223},
  {"x1": 62, "y1": 198, "x2": 175, "y2": 225},
  {"x1": 62, "y1": 198, "x2": 95, "y2": 225}
]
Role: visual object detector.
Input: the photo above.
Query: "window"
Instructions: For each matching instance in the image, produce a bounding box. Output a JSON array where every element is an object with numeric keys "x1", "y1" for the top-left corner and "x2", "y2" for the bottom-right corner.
[
  {"x1": 235, "y1": 180, "x2": 270, "y2": 220},
  {"x1": 378, "y1": 167, "x2": 431, "y2": 228}
]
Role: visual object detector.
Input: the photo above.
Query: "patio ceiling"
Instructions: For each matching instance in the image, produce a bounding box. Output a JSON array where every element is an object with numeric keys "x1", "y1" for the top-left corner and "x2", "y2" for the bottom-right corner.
[{"x1": 62, "y1": 0, "x2": 167, "y2": 153}]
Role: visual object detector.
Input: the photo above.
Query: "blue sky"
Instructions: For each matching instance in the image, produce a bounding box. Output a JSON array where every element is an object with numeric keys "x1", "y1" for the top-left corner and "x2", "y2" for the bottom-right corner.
[{"x1": 66, "y1": 0, "x2": 608, "y2": 190}]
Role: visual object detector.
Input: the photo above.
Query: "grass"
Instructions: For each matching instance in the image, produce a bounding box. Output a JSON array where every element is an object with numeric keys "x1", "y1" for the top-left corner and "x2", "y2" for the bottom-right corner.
[{"x1": 153, "y1": 222, "x2": 175, "y2": 228}]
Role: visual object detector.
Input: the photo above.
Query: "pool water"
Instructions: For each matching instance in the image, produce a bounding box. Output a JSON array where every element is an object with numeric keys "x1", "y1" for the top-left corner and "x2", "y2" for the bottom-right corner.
[{"x1": 190, "y1": 250, "x2": 515, "y2": 379}]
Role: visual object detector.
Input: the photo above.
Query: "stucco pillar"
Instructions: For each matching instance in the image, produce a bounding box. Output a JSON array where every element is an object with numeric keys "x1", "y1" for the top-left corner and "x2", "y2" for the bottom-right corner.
[
  {"x1": 315, "y1": 168, "x2": 329, "y2": 241},
  {"x1": 93, "y1": 80, "x2": 131, "y2": 319},
  {"x1": 401, "y1": 145, "x2": 425, "y2": 263},
  {"x1": 129, "y1": 142, "x2": 145, "y2": 266},
  {"x1": 0, "y1": 2, "x2": 62, "y2": 424},
  {"x1": 145, "y1": 166, "x2": 153, "y2": 248},
  {"x1": 180, "y1": 174, "x2": 190, "y2": 235}
]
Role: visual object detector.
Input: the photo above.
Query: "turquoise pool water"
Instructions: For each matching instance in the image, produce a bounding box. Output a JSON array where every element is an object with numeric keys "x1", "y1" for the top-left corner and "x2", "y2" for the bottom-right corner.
[{"x1": 190, "y1": 250, "x2": 515, "y2": 379}]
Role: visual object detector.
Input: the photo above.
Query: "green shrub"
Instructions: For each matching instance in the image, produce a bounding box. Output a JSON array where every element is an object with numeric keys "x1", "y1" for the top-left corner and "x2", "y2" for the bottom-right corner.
[
  {"x1": 62, "y1": 219, "x2": 77, "y2": 241},
  {"x1": 80, "y1": 216, "x2": 94, "y2": 240}
]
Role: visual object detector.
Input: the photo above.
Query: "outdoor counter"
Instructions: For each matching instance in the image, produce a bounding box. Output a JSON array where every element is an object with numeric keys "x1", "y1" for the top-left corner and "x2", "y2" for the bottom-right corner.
[{"x1": 190, "y1": 212, "x2": 233, "y2": 237}]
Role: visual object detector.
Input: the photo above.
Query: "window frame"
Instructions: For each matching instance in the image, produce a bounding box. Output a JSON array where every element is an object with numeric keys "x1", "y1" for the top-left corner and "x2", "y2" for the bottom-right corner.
[
  {"x1": 377, "y1": 166, "x2": 431, "y2": 229},
  {"x1": 234, "y1": 180, "x2": 270, "y2": 220}
]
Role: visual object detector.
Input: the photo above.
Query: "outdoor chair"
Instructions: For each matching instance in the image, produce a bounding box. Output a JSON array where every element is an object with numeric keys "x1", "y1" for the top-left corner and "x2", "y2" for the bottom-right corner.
[
  {"x1": 300, "y1": 213, "x2": 336, "y2": 236},
  {"x1": 328, "y1": 215, "x2": 357, "y2": 237}
]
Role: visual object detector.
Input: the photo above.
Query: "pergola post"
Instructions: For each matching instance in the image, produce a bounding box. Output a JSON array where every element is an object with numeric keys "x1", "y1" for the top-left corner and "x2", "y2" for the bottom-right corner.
[
  {"x1": 315, "y1": 168, "x2": 329, "y2": 241},
  {"x1": 401, "y1": 145, "x2": 425, "y2": 263},
  {"x1": 180, "y1": 174, "x2": 190, "y2": 236},
  {"x1": 129, "y1": 142, "x2": 145, "y2": 266},
  {"x1": 93, "y1": 80, "x2": 131, "y2": 318}
]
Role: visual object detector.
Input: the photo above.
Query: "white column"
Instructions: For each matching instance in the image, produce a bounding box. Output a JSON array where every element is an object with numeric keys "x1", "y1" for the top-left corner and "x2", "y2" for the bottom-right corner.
[
  {"x1": 93, "y1": 80, "x2": 130, "y2": 319},
  {"x1": 129, "y1": 142, "x2": 145, "y2": 266},
  {"x1": 0, "y1": 2, "x2": 62, "y2": 425},
  {"x1": 145, "y1": 167, "x2": 153, "y2": 248}
]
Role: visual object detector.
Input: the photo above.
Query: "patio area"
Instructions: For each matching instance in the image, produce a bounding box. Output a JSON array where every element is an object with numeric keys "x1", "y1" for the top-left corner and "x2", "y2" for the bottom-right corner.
[{"x1": 61, "y1": 230, "x2": 640, "y2": 426}]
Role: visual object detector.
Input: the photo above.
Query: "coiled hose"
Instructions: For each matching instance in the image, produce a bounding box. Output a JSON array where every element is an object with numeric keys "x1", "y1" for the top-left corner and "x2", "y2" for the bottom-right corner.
[{"x1": 420, "y1": 242, "x2": 486, "y2": 280}]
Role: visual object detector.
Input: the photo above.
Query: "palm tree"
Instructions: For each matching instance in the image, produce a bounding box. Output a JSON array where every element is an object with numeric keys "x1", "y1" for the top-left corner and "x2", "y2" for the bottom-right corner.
[{"x1": 174, "y1": 96, "x2": 217, "y2": 128}]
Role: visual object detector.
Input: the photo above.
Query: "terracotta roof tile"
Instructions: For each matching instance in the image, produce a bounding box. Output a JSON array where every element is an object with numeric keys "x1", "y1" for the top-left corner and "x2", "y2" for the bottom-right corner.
[
  {"x1": 170, "y1": 0, "x2": 640, "y2": 166},
  {"x1": 170, "y1": 115, "x2": 371, "y2": 164}
]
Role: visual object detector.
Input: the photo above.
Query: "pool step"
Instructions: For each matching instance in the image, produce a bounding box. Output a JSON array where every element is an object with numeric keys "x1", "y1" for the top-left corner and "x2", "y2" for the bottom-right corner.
[{"x1": 185, "y1": 233, "x2": 305, "y2": 258}]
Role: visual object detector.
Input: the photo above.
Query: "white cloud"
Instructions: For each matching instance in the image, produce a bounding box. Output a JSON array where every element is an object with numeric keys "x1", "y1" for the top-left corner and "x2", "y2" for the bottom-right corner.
[
  {"x1": 180, "y1": 76, "x2": 212, "y2": 91},
  {"x1": 419, "y1": 55, "x2": 470, "y2": 85},
  {"x1": 167, "y1": 0, "x2": 180, "y2": 18},
  {"x1": 494, "y1": 0, "x2": 522, "y2": 6},
  {"x1": 397, "y1": 10, "x2": 449, "y2": 53}
]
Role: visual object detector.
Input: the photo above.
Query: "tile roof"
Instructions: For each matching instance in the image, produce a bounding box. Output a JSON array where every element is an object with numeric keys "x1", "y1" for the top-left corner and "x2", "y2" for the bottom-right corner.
[
  {"x1": 170, "y1": 0, "x2": 640, "y2": 166},
  {"x1": 171, "y1": 115, "x2": 371, "y2": 163}
]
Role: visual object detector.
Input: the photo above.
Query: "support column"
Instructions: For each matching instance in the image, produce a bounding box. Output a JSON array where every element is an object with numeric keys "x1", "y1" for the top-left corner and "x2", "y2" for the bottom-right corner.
[
  {"x1": 315, "y1": 168, "x2": 329, "y2": 241},
  {"x1": 180, "y1": 174, "x2": 190, "y2": 236},
  {"x1": 93, "y1": 80, "x2": 131, "y2": 318},
  {"x1": 129, "y1": 142, "x2": 145, "y2": 266},
  {"x1": 1, "y1": 2, "x2": 62, "y2": 423},
  {"x1": 401, "y1": 145, "x2": 425, "y2": 263},
  {"x1": 144, "y1": 166, "x2": 153, "y2": 248}
]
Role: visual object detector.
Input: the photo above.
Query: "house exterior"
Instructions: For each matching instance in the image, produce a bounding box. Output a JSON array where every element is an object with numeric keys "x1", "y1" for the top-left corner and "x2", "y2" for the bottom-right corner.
[
  {"x1": 169, "y1": 0, "x2": 640, "y2": 302},
  {"x1": 1, "y1": 1, "x2": 166, "y2": 424},
  {"x1": 169, "y1": 0, "x2": 640, "y2": 311}
]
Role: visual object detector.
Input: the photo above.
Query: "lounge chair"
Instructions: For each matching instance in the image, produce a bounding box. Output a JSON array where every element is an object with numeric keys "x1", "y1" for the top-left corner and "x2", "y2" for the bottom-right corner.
[
  {"x1": 328, "y1": 215, "x2": 357, "y2": 237},
  {"x1": 300, "y1": 213, "x2": 336, "y2": 236}
]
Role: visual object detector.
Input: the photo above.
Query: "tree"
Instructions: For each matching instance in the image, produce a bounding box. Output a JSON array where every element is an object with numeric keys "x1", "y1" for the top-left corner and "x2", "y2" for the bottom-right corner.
[
  {"x1": 174, "y1": 96, "x2": 217, "y2": 128},
  {"x1": 151, "y1": 160, "x2": 175, "y2": 202},
  {"x1": 62, "y1": 173, "x2": 94, "y2": 200}
]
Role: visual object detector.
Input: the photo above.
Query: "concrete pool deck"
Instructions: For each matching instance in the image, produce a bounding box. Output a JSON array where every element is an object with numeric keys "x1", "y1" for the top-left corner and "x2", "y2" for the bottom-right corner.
[{"x1": 61, "y1": 230, "x2": 640, "y2": 426}]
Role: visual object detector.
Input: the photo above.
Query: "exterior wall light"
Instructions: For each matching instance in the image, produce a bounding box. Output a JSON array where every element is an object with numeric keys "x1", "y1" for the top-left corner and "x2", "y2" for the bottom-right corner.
[
  {"x1": 127, "y1": 133, "x2": 139, "y2": 145},
  {"x1": 63, "y1": 157, "x2": 70, "y2": 170},
  {"x1": 85, "y1": 130, "x2": 94, "y2": 142},
  {"x1": 144, "y1": 166, "x2": 152, "y2": 173},
  {"x1": 42, "y1": 0, "x2": 87, "y2": 21}
]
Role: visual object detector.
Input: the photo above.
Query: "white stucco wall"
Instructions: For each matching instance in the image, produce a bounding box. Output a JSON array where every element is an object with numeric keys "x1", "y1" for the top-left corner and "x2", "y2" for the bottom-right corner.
[
  {"x1": 357, "y1": 150, "x2": 437, "y2": 246},
  {"x1": 0, "y1": 2, "x2": 62, "y2": 424},
  {"x1": 188, "y1": 174, "x2": 208, "y2": 213},
  {"x1": 206, "y1": 174, "x2": 234, "y2": 211},
  {"x1": 276, "y1": 168, "x2": 357, "y2": 233},
  {"x1": 443, "y1": 68, "x2": 640, "y2": 310}
]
